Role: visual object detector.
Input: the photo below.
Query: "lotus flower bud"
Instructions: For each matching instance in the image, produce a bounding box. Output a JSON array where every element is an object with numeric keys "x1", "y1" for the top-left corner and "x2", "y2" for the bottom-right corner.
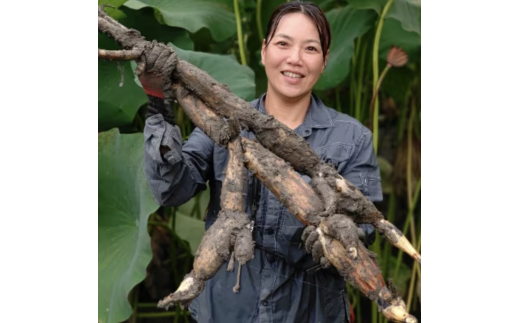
[{"x1": 386, "y1": 46, "x2": 408, "y2": 67}]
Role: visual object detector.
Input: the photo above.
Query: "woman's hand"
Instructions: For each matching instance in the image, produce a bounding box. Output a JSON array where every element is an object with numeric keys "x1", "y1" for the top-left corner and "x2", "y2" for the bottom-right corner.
[
  {"x1": 301, "y1": 222, "x2": 376, "y2": 268},
  {"x1": 135, "y1": 41, "x2": 178, "y2": 125}
]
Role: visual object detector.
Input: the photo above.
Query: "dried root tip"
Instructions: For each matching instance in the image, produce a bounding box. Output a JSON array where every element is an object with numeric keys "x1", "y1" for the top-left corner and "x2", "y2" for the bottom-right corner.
[
  {"x1": 377, "y1": 219, "x2": 421, "y2": 264},
  {"x1": 157, "y1": 271, "x2": 205, "y2": 310},
  {"x1": 227, "y1": 251, "x2": 235, "y2": 272},
  {"x1": 380, "y1": 297, "x2": 417, "y2": 323},
  {"x1": 234, "y1": 227, "x2": 255, "y2": 265},
  {"x1": 233, "y1": 264, "x2": 242, "y2": 293},
  {"x1": 377, "y1": 285, "x2": 416, "y2": 323}
]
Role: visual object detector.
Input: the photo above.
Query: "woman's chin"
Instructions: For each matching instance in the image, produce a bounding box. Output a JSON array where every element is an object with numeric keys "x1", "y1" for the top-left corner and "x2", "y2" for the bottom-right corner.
[{"x1": 274, "y1": 87, "x2": 311, "y2": 100}]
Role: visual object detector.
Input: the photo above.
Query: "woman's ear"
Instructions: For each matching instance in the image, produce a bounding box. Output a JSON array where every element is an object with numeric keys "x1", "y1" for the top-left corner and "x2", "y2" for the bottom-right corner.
[
  {"x1": 261, "y1": 39, "x2": 267, "y2": 66},
  {"x1": 322, "y1": 50, "x2": 329, "y2": 73}
]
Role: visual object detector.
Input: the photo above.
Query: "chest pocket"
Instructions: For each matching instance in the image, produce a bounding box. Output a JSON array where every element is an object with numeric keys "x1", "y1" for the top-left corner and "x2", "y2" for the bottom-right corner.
[{"x1": 314, "y1": 143, "x2": 355, "y2": 168}]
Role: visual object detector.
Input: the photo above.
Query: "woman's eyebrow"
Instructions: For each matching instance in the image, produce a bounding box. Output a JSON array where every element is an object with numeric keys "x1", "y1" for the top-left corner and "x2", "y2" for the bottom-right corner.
[{"x1": 274, "y1": 33, "x2": 321, "y2": 45}]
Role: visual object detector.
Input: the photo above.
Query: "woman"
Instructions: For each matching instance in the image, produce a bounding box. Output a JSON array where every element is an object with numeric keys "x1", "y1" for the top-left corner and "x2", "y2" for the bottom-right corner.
[{"x1": 142, "y1": 2, "x2": 382, "y2": 322}]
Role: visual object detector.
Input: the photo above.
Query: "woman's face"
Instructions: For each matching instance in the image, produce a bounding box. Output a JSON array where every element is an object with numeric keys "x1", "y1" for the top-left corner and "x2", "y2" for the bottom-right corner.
[{"x1": 262, "y1": 12, "x2": 328, "y2": 101}]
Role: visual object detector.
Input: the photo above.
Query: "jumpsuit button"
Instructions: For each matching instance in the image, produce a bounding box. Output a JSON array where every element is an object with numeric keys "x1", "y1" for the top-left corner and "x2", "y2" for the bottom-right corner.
[{"x1": 263, "y1": 301, "x2": 268, "y2": 306}]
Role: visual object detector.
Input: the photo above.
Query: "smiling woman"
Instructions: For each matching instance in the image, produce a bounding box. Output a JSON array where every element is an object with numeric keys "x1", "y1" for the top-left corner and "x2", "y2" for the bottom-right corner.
[
  {"x1": 261, "y1": 3, "x2": 331, "y2": 129},
  {"x1": 140, "y1": 1, "x2": 384, "y2": 323}
]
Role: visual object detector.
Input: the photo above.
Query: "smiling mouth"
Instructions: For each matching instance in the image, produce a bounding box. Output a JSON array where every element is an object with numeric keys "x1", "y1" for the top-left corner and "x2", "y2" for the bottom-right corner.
[{"x1": 281, "y1": 71, "x2": 304, "y2": 79}]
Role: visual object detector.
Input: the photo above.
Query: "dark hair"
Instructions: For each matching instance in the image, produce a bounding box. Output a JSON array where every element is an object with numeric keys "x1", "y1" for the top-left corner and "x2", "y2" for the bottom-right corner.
[{"x1": 265, "y1": 1, "x2": 331, "y2": 61}]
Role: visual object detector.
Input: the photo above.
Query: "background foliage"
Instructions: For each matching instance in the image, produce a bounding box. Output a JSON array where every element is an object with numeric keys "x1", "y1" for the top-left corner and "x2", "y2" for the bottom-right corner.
[{"x1": 98, "y1": 0, "x2": 421, "y2": 322}]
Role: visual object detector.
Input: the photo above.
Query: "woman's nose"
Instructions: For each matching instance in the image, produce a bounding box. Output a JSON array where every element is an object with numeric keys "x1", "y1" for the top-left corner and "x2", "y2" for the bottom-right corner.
[{"x1": 286, "y1": 47, "x2": 303, "y2": 66}]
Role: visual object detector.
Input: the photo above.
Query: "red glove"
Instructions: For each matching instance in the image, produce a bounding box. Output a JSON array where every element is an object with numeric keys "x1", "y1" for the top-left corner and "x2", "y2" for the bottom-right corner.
[
  {"x1": 135, "y1": 41, "x2": 178, "y2": 123},
  {"x1": 139, "y1": 71, "x2": 165, "y2": 99}
]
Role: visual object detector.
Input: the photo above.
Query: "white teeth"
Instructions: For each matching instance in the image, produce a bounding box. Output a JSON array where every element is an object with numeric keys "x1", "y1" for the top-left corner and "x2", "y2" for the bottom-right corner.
[{"x1": 282, "y1": 71, "x2": 303, "y2": 78}]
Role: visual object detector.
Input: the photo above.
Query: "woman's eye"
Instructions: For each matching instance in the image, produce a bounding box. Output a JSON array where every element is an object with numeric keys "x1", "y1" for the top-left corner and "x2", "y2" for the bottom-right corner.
[
  {"x1": 277, "y1": 41, "x2": 287, "y2": 46},
  {"x1": 307, "y1": 46, "x2": 316, "y2": 51}
]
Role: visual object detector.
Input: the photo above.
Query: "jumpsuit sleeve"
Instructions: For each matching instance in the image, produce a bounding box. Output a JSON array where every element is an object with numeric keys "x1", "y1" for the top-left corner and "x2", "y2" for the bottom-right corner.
[
  {"x1": 143, "y1": 114, "x2": 215, "y2": 207},
  {"x1": 337, "y1": 129, "x2": 383, "y2": 203}
]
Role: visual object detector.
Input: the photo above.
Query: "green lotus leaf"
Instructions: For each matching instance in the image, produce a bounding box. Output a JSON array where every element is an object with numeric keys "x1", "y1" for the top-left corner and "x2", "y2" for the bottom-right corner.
[{"x1": 98, "y1": 129, "x2": 159, "y2": 323}]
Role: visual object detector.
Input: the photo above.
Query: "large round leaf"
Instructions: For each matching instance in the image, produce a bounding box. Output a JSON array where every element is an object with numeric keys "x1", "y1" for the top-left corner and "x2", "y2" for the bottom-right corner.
[
  {"x1": 314, "y1": 7, "x2": 377, "y2": 90},
  {"x1": 172, "y1": 44, "x2": 256, "y2": 101},
  {"x1": 118, "y1": 7, "x2": 194, "y2": 50},
  {"x1": 99, "y1": 129, "x2": 159, "y2": 323},
  {"x1": 98, "y1": 34, "x2": 148, "y2": 132},
  {"x1": 98, "y1": 0, "x2": 128, "y2": 19},
  {"x1": 124, "y1": 0, "x2": 236, "y2": 42},
  {"x1": 379, "y1": 18, "x2": 421, "y2": 61},
  {"x1": 259, "y1": 0, "x2": 285, "y2": 38},
  {"x1": 348, "y1": 0, "x2": 420, "y2": 35},
  {"x1": 386, "y1": 0, "x2": 421, "y2": 35},
  {"x1": 99, "y1": 13, "x2": 194, "y2": 133},
  {"x1": 347, "y1": 0, "x2": 387, "y2": 14},
  {"x1": 259, "y1": 0, "x2": 342, "y2": 33}
]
